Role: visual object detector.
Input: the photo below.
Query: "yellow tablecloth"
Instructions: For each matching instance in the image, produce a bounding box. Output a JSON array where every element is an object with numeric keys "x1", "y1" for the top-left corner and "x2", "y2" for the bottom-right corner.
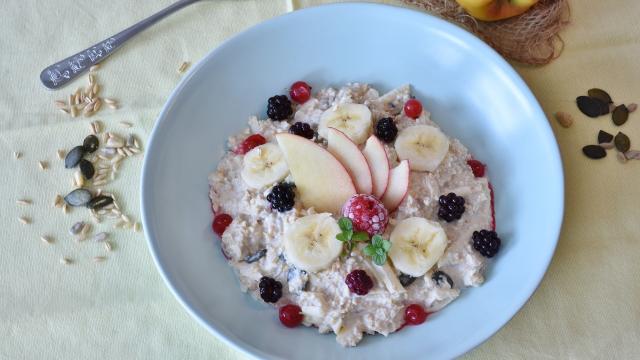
[{"x1": 2, "y1": 1, "x2": 639, "y2": 359}]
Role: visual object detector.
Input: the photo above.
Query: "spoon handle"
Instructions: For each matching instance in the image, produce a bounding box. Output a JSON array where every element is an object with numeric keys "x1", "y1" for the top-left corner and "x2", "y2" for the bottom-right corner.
[{"x1": 40, "y1": 0, "x2": 201, "y2": 89}]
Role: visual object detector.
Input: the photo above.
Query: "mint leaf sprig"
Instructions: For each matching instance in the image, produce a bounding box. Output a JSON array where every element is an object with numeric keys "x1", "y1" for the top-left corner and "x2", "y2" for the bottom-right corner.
[
  {"x1": 363, "y1": 235, "x2": 392, "y2": 266},
  {"x1": 336, "y1": 217, "x2": 369, "y2": 255}
]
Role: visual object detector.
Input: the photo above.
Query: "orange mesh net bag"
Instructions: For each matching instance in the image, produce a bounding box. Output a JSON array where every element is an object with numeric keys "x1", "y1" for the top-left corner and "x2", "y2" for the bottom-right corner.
[{"x1": 403, "y1": 0, "x2": 570, "y2": 66}]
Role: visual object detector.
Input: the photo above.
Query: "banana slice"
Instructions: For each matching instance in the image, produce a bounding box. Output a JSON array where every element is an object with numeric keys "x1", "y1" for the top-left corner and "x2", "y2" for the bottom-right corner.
[
  {"x1": 394, "y1": 125, "x2": 449, "y2": 172},
  {"x1": 240, "y1": 143, "x2": 289, "y2": 189},
  {"x1": 283, "y1": 213, "x2": 343, "y2": 272},
  {"x1": 318, "y1": 103, "x2": 372, "y2": 145},
  {"x1": 388, "y1": 217, "x2": 448, "y2": 277}
]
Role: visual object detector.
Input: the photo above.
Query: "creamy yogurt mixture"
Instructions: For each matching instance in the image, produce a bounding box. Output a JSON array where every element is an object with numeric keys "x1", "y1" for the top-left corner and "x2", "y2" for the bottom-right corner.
[{"x1": 209, "y1": 83, "x2": 493, "y2": 346}]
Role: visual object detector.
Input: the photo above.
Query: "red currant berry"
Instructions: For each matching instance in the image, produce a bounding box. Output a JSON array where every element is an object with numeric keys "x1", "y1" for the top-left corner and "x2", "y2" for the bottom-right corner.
[
  {"x1": 404, "y1": 304, "x2": 429, "y2": 325},
  {"x1": 235, "y1": 134, "x2": 266, "y2": 155},
  {"x1": 279, "y1": 304, "x2": 304, "y2": 328},
  {"x1": 289, "y1": 81, "x2": 312, "y2": 104},
  {"x1": 404, "y1": 99, "x2": 423, "y2": 119},
  {"x1": 212, "y1": 213, "x2": 233, "y2": 236},
  {"x1": 467, "y1": 159, "x2": 486, "y2": 177}
]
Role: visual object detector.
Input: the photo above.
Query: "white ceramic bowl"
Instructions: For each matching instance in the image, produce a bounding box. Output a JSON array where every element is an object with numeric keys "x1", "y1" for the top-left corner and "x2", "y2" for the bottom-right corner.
[{"x1": 141, "y1": 3, "x2": 564, "y2": 359}]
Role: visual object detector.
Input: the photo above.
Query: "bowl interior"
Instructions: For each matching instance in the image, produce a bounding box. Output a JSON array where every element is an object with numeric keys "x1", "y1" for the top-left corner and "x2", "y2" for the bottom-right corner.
[{"x1": 141, "y1": 3, "x2": 563, "y2": 359}]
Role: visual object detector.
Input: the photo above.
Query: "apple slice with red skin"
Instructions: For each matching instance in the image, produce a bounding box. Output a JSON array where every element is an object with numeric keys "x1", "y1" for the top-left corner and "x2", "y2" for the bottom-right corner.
[
  {"x1": 362, "y1": 135, "x2": 390, "y2": 198},
  {"x1": 327, "y1": 128, "x2": 373, "y2": 195},
  {"x1": 275, "y1": 133, "x2": 356, "y2": 215},
  {"x1": 381, "y1": 160, "x2": 410, "y2": 211}
]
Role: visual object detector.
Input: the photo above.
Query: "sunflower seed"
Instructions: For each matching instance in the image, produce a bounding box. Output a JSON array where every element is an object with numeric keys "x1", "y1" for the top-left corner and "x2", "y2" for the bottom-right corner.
[
  {"x1": 103, "y1": 98, "x2": 117, "y2": 105},
  {"x1": 597, "y1": 130, "x2": 614, "y2": 144},
  {"x1": 54, "y1": 194, "x2": 63, "y2": 208},
  {"x1": 615, "y1": 132, "x2": 631, "y2": 153},
  {"x1": 87, "y1": 195, "x2": 113, "y2": 210},
  {"x1": 600, "y1": 141, "x2": 615, "y2": 150},
  {"x1": 60, "y1": 257, "x2": 72, "y2": 265},
  {"x1": 104, "y1": 241, "x2": 113, "y2": 252},
  {"x1": 38, "y1": 161, "x2": 48, "y2": 170},
  {"x1": 617, "y1": 151, "x2": 628, "y2": 163},
  {"x1": 90, "y1": 64, "x2": 100, "y2": 72},
  {"x1": 627, "y1": 103, "x2": 638, "y2": 113},
  {"x1": 13, "y1": 151, "x2": 22, "y2": 159},
  {"x1": 75, "y1": 92, "x2": 82, "y2": 105},
  {"x1": 94, "y1": 98, "x2": 102, "y2": 112},
  {"x1": 582, "y1": 145, "x2": 607, "y2": 159},
  {"x1": 177, "y1": 61, "x2": 190, "y2": 74},
  {"x1": 134, "y1": 222, "x2": 141, "y2": 232},
  {"x1": 119, "y1": 121, "x2": 132, "y2": 128},
  {"x1": 79, "y1": 159, "x2": 95, "y2": 180},
  {"x1": 74, "y1": 170, "x2": 85, "y2": 187},
  {"x1": 107, "y1": 103, "x2": 119, "y2": 110},
  {"x1": 93, "y1": 256, "x2": 107, "y2": 263},
  {"x1": 114, "y1": 221, "x2": 126, "y2": 229},
  {"x1": 117, "y1": 148, "x2": 126, "y2": 157},
  {"x1": 121, "y1": 214, "x2": 131, "y2": 223},
  {"x1": 65, "y1": 146, "x2": 86, "y2": 168},
  {"x1": 64, "y1": 188, "x2": 92, "y2": 206},
  {"x1": 93, "y1": 180, "x2": 107, "y2": 186},
  {"x1": 70, "y1": 105, "x2": 78, "y2": 118},
  {"x1": 88, "y1": 73, "x2": 95, "y2": 86},
  {"x1": 40, "y1": 236, "x2": 53, "y2": 244},
  {"x1": 625, "y1": 150, "x2": 640, "y2": 160},
  {"x1": 93, "y1": 232, "x2": 109, "y2": 242},
  {"x1": 587, "y1": 88, "x2": 613, "y2": 104},
  {"x1": 133, "y1": 138, "x2": 140, "y2": 149},
  {"x1": 577, "y1": 96, "x2": 609, "y2": 117},
  {"x1": 59, "y1": 108, "x2": 70, "y2": 115},
  {"x1": 554, "y1": 111, "x2": 573, "y2": 128},
  {"x1": 612, "y1": 105, "x2": 629, "y2": 126},
  {"x1": 55, "y1": 100, "x2": 67, "y2": 108},
  {"x1": 106, "y1": 137, "x2": 124, "y2": 148},
  {"x1": 62, "y1": 203, "x2": 70, "y2": 214},
  {"x1": 100, "y1": 147, "x2": 117, "y2": 157},
  {"x1": 18, "y1": 216, "x2": 30, "y2": 225},
  {"x1": 69, "y1": 221, "x2": 86, "y2": 235},
  {"x1": 92, "y1": 83, "x2": 100, "y2": 96},
  {"x1": 16, "y1": 199, "x2": 31, "y2": 205}
]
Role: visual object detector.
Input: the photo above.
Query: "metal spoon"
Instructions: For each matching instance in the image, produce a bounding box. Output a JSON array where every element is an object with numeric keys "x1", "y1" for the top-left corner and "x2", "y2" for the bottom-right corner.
[{"x1": 40, "y1": 0, "x2": 202, "y2": 89}]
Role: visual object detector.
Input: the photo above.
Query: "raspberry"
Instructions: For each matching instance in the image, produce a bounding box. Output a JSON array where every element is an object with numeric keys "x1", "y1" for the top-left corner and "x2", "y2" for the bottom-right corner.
[
  {"x1": 289, "y1": 81, "x2": 312, "y2": 104},
  {"x1": 341, "y1": 194, "x2": 389, "y2": 236},
  {"x1": 467, "y1": 159, "x2": 485, "y2": 177},
  {"x1": 212, "y1": 213, "x2": 233, "y2": 237},
  {"x1": 259, "y1": 276, "x2": 282, "y2": 303},
  {"x1": 279, "y1": 304, "x2": 304, "y2": 328},
  {"x1": 404, "y1": 99, "x2": 423, "y2": 119},
  {"x1": 235, "y1": 134, "x2": 266, "y2": 155},
  {"x1": 404, "y1": 304, "x2": 429, "y2": 325},
  {"x1": 345, "y1": 270, "x2": 374, "y2": 295},
  {"x1": 472, "y1": 230, "x2": 501, "y2": 258}
]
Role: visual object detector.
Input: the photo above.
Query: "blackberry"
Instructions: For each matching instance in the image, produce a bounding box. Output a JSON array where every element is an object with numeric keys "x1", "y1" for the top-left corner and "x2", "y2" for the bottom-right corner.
[
  {"x1": 267, "y1": 183, "x2": 296, "y2": 212},
  {"x1": 438, "y1": 193, "x2": 465, "y2": 222},
  {"x1": 259, "y1": 276, "x2": 283, "y2": 303},
  {"x1": 432, "y1": 270, "x2": 454, "y2": 288},
  {"x1": 267, "y1": 95, "x2": 293, "y2": 121},
  {"x1": 398, "y1": 273, "x2": 416, "y2": 287},
  {"x1": 345, "y1": 270, "x2": 374, "y2": 295},
  {"x1": 472, "y1": 230, "x2": 501, "y2": 258},
  {"x1": 374, "y1": 117, "x2": 398, "y2": 143},
  {"x1": 289, "y1": 122, "x2": 314, "y2": 139}
]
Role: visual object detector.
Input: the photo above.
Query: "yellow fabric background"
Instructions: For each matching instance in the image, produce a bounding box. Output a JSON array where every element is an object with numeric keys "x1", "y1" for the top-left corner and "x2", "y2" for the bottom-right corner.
[{"x1": 1, "y1": 0, "x2": 638, "y2": 359}]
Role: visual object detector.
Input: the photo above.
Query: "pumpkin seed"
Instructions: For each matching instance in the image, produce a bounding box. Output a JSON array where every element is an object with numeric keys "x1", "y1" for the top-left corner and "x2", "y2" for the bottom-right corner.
[
  {"x1": 82, "y1": 135, "x2": 100, "y2": 153},
  {"x1": 64, "y1": 188, "x2": 92, "y2": 206},
  {"x1": 612, "y1": 105, "x2": 629, "y2": 126},
  {"x1": 587, "y1": 88, "x2": 613, "y2": 104},
  {"x1": 582, "y1": 145, "x2": 607, "y2": 159},
  {"x1": 86, "y1": 195, "x2": 114, "y2": 210},
  {"x1": 577, "y1": 96, "x2": 609, "y2": 117},
  {"x1": 614, "y1": 132, "x2": 631, "y2": 152},
  {"x1": 79, "y1": 159, "x2": 95, "y2": 180},
  {"x1": 65, "y1": 146, "x2": 86, "y2": 168},
  {"x1": 244, "y1": 249, "x2": 267, "y2": 263},
  {"x1": 598, "y1": 130, "x2": 614, "y2": 144}
]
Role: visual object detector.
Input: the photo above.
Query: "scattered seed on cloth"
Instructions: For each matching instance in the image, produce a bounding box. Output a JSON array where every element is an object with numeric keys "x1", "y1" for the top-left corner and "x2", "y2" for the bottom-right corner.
[
  {"x1": 69, "y1": 221, "x2": 86, "y2": 235},
  {"x1": 577, "y1": 96, "x2": 609, "y2": 117},
  {"x1": 93, "y1": 232, "x2": 109, "y2": 242},
  {"x1": 587, "y1": 88, "x2": 613, "y2": 104},
  {"x1": 16, "y1": 199, "x2": 32, "y2": 205},
  {"x1": 583, "y1": 145, "x2": 607, "y2": 159},
  {"x1": 87, "y1": 195, "x2": 114, "y2": 210},
  {"x1": 18, "y1": 216, "x2": 30, "y2": 225},
  {"x1": 79, "y1": 159, "x2": 95, "y2": 180},
  {"x1": 612, "y1": 105, "x2": 629, "y2": 126},
  {"x1": 554, "y1": 111, "x2": 573, "y2": 128},
  {"x1": 65, "y1": 146, "x2": 86, "y2": 168},
  {"x1": 598, "y1": 130, "x2": 614, "y2": 144},
  {"x1": 627, "y1": 103, "x2": 638, "y2": 113},
  {"x1": 64, "y1": 188, "x2": 92, "y2": 207},
  {"x1": 615, "y1": 132, "x2": 631, "y2": 153},
  {"x1": 600, "y1": 142, "x2": 615, "y2": 150}
]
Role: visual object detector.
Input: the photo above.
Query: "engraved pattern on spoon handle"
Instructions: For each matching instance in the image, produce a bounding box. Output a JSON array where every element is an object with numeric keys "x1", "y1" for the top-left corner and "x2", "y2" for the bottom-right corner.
[{"x1": 40, "y1": 0, "x2": 201, "y2": 89}]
